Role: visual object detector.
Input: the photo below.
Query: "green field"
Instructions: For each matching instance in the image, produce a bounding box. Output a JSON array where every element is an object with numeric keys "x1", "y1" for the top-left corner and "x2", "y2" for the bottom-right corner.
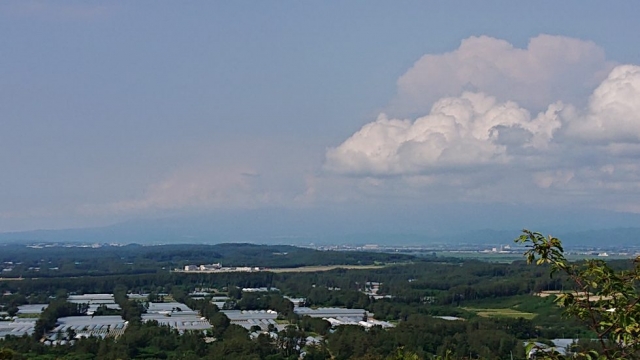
[
  {"x1": 463, "y1": 307, "x2": 537, "y2": 319},
  {"x1": 460, "y1": 294, "x2": 564, "y2": 321},
  {"x1": 17, "y1": 313, "x2": 40, "y2": 319}
]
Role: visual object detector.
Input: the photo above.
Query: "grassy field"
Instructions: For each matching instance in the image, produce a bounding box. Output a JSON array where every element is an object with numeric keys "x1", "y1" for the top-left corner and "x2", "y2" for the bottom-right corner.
[
  {"x1": 461, "y1": 294, "x2": 564, "y2": 321},
  {"x1": 463, "y1": 307, "x2": 537, "y2": 319},
  {"x1": 267, "y1": 264, "x2": 385, "y2": 273},
  {"x1": 17, "y1": 313, "x2": 40, "y2": 319}
]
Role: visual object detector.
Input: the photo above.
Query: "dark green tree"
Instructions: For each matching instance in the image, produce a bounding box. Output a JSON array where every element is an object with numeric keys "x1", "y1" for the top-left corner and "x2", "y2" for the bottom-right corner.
[{"x1": 517, "y1": 229, "x2": 640, "y2": 360}]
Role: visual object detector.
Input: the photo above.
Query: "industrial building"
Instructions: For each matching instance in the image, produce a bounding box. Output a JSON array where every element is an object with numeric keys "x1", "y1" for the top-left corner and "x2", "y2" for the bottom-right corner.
[
  {"x1": 17, "y1": 304, "x2": 48, "y2": 315},
  {"x1": 294, "y1": 307, "x2": 367, "y2": 319},
  {"x1": 221, "y1": 309, "x2": 279, "y2": 331},
  {"x1": 210, "y1": 296, "x2": 230, "y2": 309},
  {"x1": 50, "y1": 315, "x2": 127, "y2": 339},
  {"x1": 67, "y1": 293, "x2": 121, "y2": 315},
  {"x1": 294, "y1": 307, "x2": 394, "y2": 328},
  {"x1": 0, "y1": 318, "x2": 36, "y2": 337},
  {"x1": 68, "y1": 294, "x2": 116, "y2": 304},
  {"x1": 142, "y1": 302, "x2": 211, "y2": 333},
  {"x1": 283, "y1": 296, "x2": 306, "y2": 307}
]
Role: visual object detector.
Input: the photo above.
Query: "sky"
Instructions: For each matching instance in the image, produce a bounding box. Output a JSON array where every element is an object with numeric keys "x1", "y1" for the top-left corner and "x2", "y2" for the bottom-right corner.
[{"x1": 2, "y1": 1, "x2": 640, "y2": 238}]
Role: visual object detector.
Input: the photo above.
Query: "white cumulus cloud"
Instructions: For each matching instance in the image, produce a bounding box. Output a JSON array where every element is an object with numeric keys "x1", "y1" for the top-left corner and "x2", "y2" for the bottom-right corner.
[
  {"x1": 325, "y1": 92, "x2": 562, "y2": 175},
  {"x1": 391, "y1": 34, "x2": 614, "y2": 116},
  {"x1": 325, "y1": 33, "x2": 640, "y2": 213},
  {"x1": 564, "y1": 65, "x2": 640, "y2": 143}
]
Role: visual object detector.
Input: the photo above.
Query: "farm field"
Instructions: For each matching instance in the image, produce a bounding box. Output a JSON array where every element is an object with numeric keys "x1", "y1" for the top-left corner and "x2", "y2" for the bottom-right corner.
[{"x1": 463, "y1": 307, "x2": 537, "y2": 319}]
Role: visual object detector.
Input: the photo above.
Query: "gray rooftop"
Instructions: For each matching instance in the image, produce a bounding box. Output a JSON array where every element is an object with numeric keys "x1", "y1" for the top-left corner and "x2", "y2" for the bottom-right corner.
[
  {"x1": 0, "y1": 318, "x2": 36, "y2": 337},
  {"x1": 294, "y1": 307, "x2": 366, "y2": 318},
  {"x1": 68, "y1": 294, "x2": 114, "y2": 301},
  {"x1": 127, "y1": 294, "x2": 149, "y2": 300},
  {"x1": 51, "y1": 315, "x2": 127, "y2": 339},
  {"x1": 221, "y1": 310, "x2": 278, "y2": 321},
  {"x1": 17, "y1": 304, "x2": 49, "y2": 315},
  {"x1": 142, "y1": 313, "x2": 210, "y2": 331},
  {"x1": 146, "y1": 302, "x2": 196, "y2": 315}
]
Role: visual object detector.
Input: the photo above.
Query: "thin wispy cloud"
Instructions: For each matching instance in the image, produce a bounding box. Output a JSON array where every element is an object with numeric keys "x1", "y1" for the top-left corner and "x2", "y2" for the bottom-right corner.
[{"x1": 389, "y1": 35, "x2": 615, "y2": 116}]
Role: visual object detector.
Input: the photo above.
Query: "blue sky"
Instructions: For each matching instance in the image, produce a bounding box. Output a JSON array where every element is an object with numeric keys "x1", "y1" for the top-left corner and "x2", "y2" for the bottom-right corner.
[{"x1": 2, "y1": 1, "x2": 640, "y2": 237}]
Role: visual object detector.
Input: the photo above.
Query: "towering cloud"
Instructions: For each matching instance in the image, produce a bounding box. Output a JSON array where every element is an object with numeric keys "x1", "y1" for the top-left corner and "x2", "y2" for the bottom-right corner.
[
  {"x1": 390, "y1": 34, "x2": 614, "y2": 116},
  {"x1": 325, "y1": 34, "x2": 640, "y2": 212},
  {"x1": 564, "y1": 65, "x2": 640, "y2": 143},
  {"x1": 327, "y1": 64, "x2": 640, "y2": 176}
]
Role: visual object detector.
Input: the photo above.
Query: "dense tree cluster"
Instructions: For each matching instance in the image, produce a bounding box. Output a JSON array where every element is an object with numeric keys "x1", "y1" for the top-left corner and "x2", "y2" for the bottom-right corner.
[
  {"x1": 113, "y1": 286, "x2": 146, "y2": 324},
  {"x1": 235, "y1": 293, "x2": 294, "y2": 318},
  {"x1": 33, "y1": 300, "x2": 88, "y2": 340}
]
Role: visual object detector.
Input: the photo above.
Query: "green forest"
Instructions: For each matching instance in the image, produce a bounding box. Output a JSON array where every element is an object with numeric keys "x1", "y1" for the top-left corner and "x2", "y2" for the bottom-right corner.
[
  {"x1": 0, "y1": 243, "x2": 413, "y2": 277},
  {"x1": 0, "y1": 236, "x2": 635, "y2": 359}
]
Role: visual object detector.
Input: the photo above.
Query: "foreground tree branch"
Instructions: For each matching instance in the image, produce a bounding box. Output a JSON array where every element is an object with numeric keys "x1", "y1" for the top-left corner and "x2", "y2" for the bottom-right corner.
[{"x1": 517, "y1": 230, "x2": 640, "y2": 360}]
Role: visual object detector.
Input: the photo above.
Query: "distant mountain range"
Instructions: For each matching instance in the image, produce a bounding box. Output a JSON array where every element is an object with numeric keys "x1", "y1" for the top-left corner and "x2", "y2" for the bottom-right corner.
[{"x1": 0, "y1": 218, "x2": 639, "y2": 247}]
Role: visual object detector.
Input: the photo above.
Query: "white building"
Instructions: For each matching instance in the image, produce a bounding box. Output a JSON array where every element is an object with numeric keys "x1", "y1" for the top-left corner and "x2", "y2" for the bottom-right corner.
[{"x1": 199, "y1": 263, "x2": 222, "y2": 271}]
